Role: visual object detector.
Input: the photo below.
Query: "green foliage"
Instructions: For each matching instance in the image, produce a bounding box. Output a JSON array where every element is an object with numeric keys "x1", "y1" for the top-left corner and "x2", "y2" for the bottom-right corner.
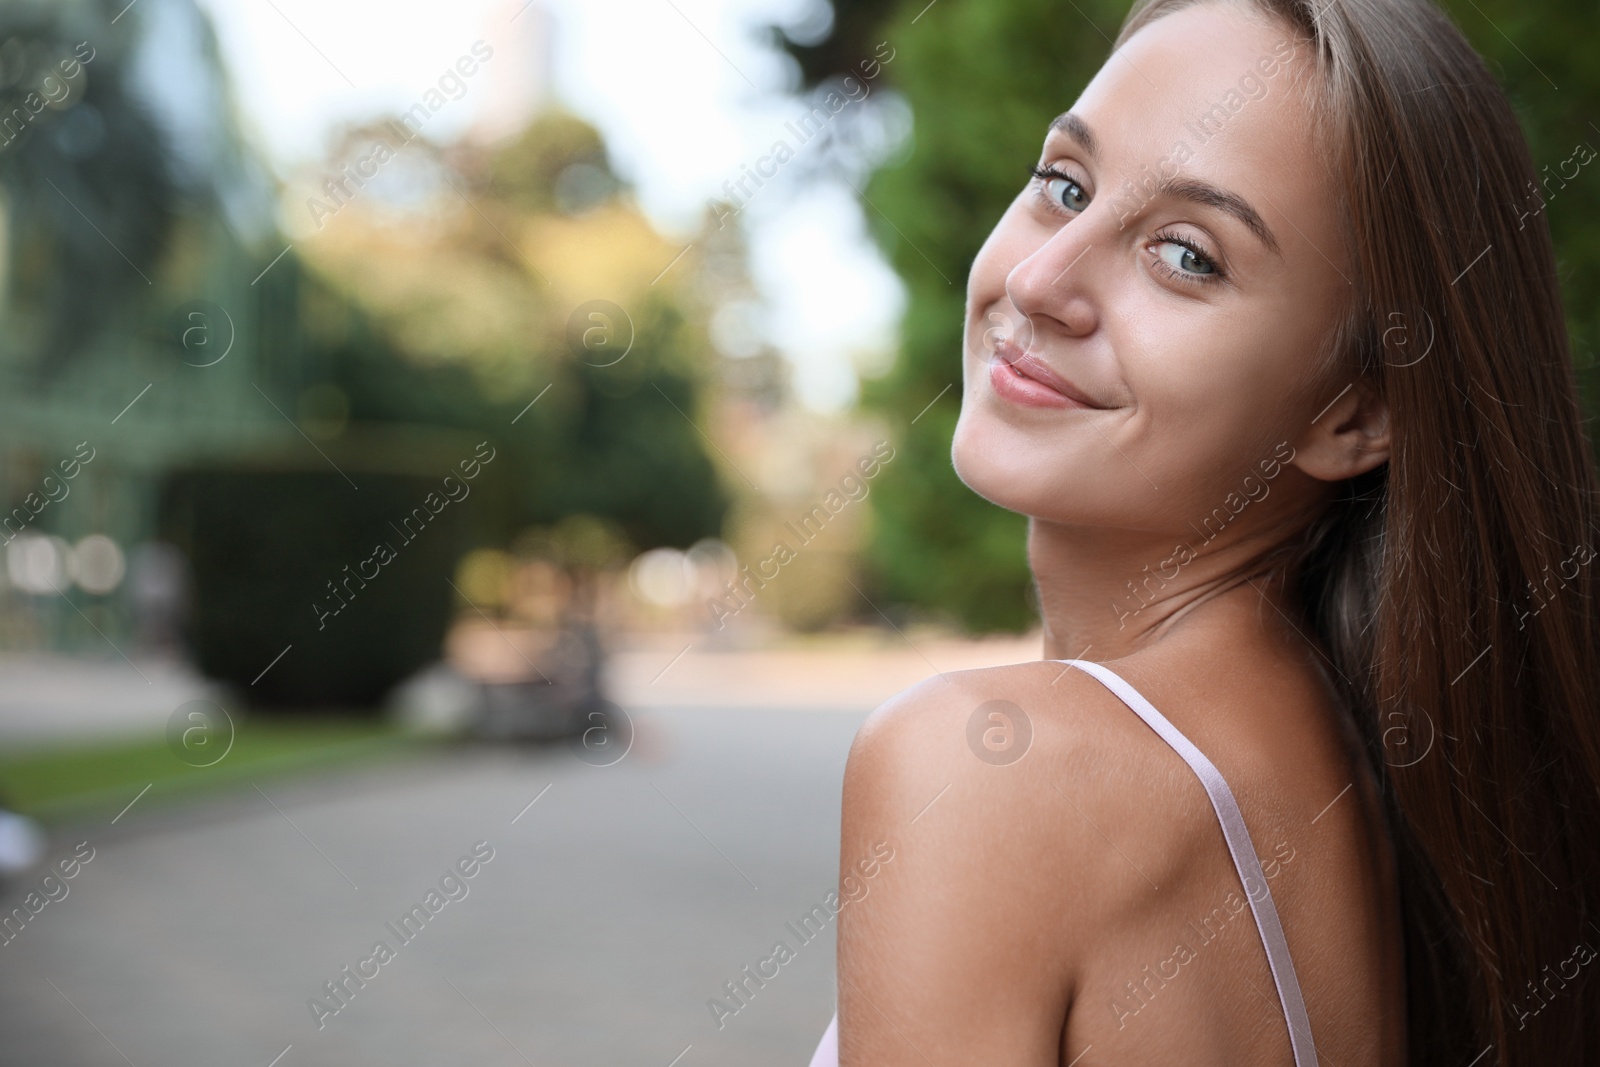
[
  {"x1": 513, "y1": 300, "x2": 729, "y2": 551},
  {"x1": 482, "y1": 108, "x2": 620, "y2": 215},
  {"x1": 785, "y1": 0, "x2": 1600, "y2": 632},
  {"x1": 1444, "y1": 0, "x2": 1600, "y2": 414}
]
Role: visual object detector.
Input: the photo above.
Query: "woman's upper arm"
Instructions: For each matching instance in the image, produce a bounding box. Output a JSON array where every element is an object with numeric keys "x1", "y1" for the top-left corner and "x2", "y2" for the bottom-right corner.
[{"x1": 833, "y1": 672, "x2": 1122, "y2": 1066}]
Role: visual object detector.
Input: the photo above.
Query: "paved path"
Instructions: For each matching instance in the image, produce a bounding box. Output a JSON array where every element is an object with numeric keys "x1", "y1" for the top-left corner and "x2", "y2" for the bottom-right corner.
[{"x1": 0, "y1": 704, "x2": 867, "y2": 1067}]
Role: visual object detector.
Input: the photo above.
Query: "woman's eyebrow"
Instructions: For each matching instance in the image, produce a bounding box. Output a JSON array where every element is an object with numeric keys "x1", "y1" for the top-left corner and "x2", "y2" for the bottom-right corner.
[
  {"x1": 1045, "y1": 110, "x2": 1283, "y2": 257},
  {"x1": 1163, "y1": 177, "x2": 1283, "y2": 257},
  {"x1": 1049, "y1": 110, "x2": 1098, "y2": 156}
]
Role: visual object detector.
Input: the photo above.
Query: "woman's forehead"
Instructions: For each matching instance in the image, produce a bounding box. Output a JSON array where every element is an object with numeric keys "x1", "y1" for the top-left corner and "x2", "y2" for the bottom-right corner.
[{"x1": 1073, "y1": 10, "x2": 1304, "y2": 149}]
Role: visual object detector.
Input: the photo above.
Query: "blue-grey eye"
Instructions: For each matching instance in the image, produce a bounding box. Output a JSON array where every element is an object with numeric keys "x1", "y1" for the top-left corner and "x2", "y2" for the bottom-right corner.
[
  {"x1": 1156, "y1": 240, "x2": 1215, "y2": 274},
  {"x1": 1047, "y1": 176, "x2": 1090, "y2": 212},
  {"x1": 1029, "y1": 164, "x2": 1090, "y2": 213},
  {"x1": 1043, "y1": 177, "x2": 1094, "y2": 212}
]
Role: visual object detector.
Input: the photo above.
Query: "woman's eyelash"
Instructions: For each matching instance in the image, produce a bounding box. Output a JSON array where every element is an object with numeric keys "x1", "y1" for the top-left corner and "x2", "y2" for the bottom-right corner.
[{"x1": 1150, "y1": 227, "x2": 1227, "y2": 283}]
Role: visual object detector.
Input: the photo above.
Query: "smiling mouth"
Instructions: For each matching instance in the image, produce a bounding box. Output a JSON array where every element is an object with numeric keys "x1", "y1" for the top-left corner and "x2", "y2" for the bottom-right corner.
[{"x1": 985, "y1": 336, "x2": 1103, "y2": 410}]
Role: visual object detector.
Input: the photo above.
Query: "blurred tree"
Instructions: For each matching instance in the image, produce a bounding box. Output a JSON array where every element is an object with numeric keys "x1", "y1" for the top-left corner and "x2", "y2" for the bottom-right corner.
[
  {"x1": 172, "y1": 123, "x2": 733, "y2": 708},
  {"x1": 300, "y1": 107, "x2": 730, "y2": 556},
  {"x1": 476, "y1": 108, "x2": 620, "y2": 217},
  {"x1": 766, "y1": 0, "x2": 1600, "y2": 632}
]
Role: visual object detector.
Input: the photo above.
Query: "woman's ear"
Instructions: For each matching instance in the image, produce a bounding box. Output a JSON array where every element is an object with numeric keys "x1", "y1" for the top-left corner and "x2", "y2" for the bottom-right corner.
[{"x1": 1292, "y1": 378, "x2": 1390, "y2": 481}]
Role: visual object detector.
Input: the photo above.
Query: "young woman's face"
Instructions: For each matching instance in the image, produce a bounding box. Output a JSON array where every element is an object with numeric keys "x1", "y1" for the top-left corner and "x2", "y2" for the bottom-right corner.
[{"x1": 953, "y1": 2, "x2": 1350, "y2": 529}]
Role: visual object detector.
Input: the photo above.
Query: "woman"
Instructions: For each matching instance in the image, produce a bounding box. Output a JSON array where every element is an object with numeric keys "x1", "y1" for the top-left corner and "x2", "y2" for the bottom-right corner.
[{"x1": 810, "y1": 0, "x2": 1600, "y2": 1064}]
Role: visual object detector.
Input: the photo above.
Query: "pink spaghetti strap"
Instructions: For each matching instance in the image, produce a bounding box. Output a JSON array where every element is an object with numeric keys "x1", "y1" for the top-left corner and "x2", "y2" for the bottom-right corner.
[
  {"x1": 807, "y1": 1010, "x2": 838, "y2": 1067},
  {"x1": 1061, "y1": 658, "x2": 1319, "y2": 1067}
]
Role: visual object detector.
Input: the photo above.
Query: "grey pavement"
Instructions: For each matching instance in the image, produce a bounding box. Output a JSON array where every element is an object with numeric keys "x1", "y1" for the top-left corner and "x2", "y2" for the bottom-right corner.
[{"x1": 0, "y1": 704, "x2": 866, "y2": 1067}]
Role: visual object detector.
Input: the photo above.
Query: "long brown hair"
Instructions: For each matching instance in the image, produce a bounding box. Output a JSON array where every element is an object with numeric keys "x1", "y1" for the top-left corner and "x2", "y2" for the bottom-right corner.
[{"x1": 1113, "y1": 0, "x2": 1600, "y2": 1062}]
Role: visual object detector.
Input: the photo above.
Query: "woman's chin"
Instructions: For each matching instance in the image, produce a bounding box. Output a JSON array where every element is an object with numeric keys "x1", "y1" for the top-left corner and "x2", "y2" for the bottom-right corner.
[{"x1": 951, "y1": 417, "x2": 1041, "y2": 515}]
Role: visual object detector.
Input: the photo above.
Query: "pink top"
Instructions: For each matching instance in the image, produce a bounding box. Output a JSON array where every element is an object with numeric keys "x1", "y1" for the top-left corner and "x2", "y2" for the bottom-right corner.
[{"x1": 806, "y1": 658, "x2": 1317, "y2": 1066}]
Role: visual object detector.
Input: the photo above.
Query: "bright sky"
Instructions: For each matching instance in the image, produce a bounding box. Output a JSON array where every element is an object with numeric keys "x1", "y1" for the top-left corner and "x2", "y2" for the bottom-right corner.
[{"x1": 191, "y1": 0, "x2": 907, "y2": 411}]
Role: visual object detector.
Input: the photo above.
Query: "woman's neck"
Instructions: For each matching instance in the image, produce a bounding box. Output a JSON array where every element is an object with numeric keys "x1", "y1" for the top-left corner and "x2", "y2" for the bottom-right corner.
[{"x1": 1028, "y1": 513, "x2": 1312, "y2": 663}]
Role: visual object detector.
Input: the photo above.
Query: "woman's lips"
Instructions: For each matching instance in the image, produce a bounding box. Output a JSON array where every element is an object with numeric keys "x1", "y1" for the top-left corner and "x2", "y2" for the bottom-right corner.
[{"x1": 985, "y1": 337, "x2": 1100, "y2": 410}]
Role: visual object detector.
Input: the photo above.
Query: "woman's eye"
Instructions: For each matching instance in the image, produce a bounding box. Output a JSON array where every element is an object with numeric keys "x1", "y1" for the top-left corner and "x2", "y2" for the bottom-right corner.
[
  {"x1": 1155, "y1": 239, "x2": 1216, "y2": 276},
  {"x1": 1047, "y1": 176, "x2": 1090, "y2": 213},
  {"x1": 1029, "y1": 165, "x2": 1089, "y2": 213}
]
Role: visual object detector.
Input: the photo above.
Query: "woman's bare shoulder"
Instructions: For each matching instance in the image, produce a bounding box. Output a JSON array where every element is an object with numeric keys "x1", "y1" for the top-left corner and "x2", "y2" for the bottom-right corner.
[
  {"x1": 842, "y1": 658, "x2": 1216, "y2": 895},
  {"x1": 834, "y1": 660, "x2": 1219, "y2": 1061},
  {"x1": 847, "y1": 659, "x2": 1138, "y2": 785}
]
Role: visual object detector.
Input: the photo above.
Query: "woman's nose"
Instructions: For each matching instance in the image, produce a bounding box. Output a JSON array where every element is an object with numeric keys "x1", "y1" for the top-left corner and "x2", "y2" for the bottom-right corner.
[{"x1": 1005, "y1": 226, "x2": 1100, "y2": 341}]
